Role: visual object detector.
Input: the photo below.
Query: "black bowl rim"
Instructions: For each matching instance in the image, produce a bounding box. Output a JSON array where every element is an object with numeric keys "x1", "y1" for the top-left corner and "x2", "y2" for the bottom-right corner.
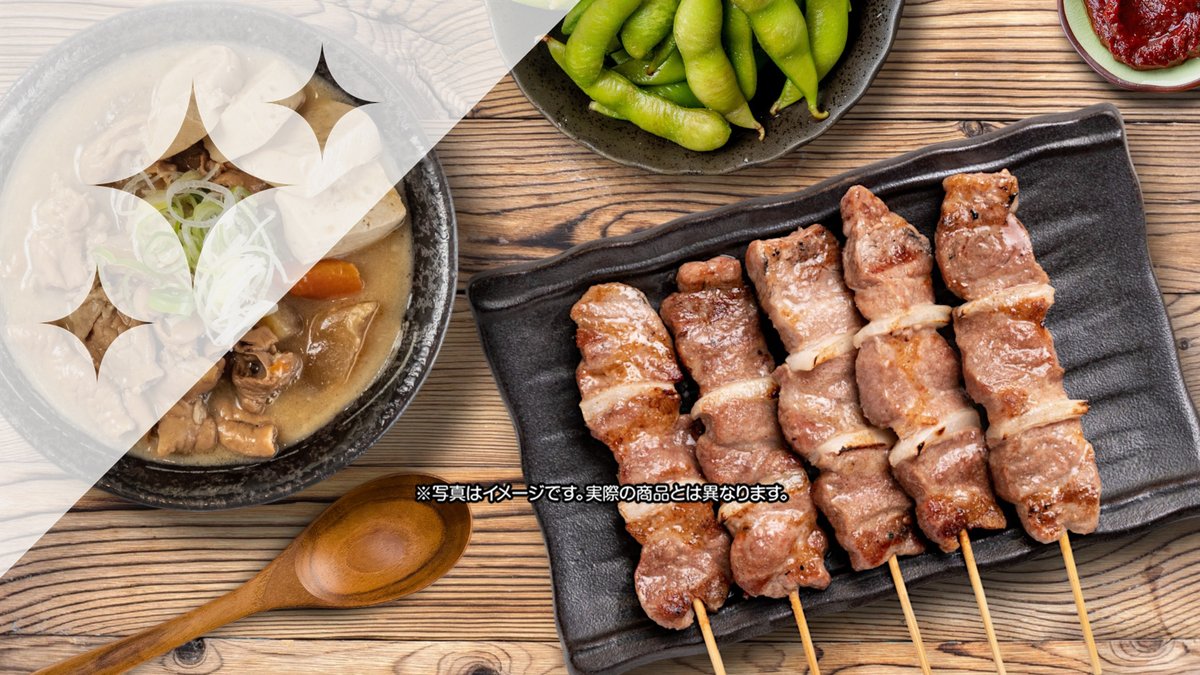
[
  {"x1": 0, "y1": 3, "x2": 459, "y2": 510},
  {"x1": 509, "y1": 0, "x2": 906, "y2": 175}
]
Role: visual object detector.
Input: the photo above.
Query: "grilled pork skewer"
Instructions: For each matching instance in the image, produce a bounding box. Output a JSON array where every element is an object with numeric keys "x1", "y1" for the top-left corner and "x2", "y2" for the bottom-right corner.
[
  {"x1": 937, "y1": 170, "x2": 1101, "y2": 542},
  {"x1": 744, "y1": 227, "x2": 924, "y2": 569},
  {"x1": 839, "y1": 185, "x2": 1007, "y2": 549},
  {"x1": 840, "y1": 185, "x2": 1010, "y2": 673},
  {"x1": 572, "y1": 283, "x2": 732, "y2": 638},
  {"x1": 937, "y1": 170, "x2": 1103, "y2": 674},
  {"x1": 660, "y1": 257, "x2": 830, "y2": 673},
  {"x1": 745, "y1": 227, "x2": 931, "y2": 673}
]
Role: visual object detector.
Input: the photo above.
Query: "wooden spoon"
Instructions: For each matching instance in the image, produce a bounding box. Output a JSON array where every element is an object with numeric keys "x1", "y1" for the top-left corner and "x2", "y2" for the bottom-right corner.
[{"x1": 36, "y1": 472, "x2": 471, "y2": 675}]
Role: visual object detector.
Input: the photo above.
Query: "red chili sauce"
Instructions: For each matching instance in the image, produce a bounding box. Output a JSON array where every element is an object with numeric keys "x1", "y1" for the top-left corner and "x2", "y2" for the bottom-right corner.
[{"x1": 1084, "y1": 0, "x2": 1200, "y2": 69}]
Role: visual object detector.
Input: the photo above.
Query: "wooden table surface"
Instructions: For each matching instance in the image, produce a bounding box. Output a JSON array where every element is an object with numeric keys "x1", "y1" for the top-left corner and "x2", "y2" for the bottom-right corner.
[{"x1": 4, "y1": 0, "x2": 1200, "y2": 673}]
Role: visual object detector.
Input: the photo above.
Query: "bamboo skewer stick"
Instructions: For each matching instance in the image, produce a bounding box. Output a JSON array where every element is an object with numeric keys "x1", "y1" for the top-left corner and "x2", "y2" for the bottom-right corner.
[
  {"x1": 958, "y1": 530, "x2": 1006, "y2": 674},
  {"x1": 888, "y1": 555, "x2": 932, "y2": 675},
  {"x1": 693, "y1": 598, "x2": 727, "y2": 675},
  {"x1": 1059, "y1": 534, "x2": 1102, "y2": 674},
  {"x1": 789, "y1": 591, "x2": 821, "y2": 674}
]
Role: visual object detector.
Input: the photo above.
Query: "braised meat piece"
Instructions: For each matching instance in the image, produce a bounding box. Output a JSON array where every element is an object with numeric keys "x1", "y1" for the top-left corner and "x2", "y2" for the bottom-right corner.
[
  {"x1": 937, "y1": 171, "x2": 1101, "y2": 543},
  {"x1": 231, "y1": 326, "x2": 303, "y2": 414},
  {"x1": 840, "y1": 185, "x2": 1006, "y2": 552},
  {"x1": 573, "y1": 283, "x2": 732, "y2": 630},
  {"x1": 661, "y1": 258, "x2": 831, "y2": 596},
  {"x1": 214, "y1": 165, "x2": 271, "y2": 194},
  {"x1": 304, "y1": 302, "x2": 379, "y2": 386},
  {"x1": 154, "y1": 399, "x2": 217, "y2": 457},
  {"x1": 169, "y1": 143, "x2": 271, "y2": 195},
  {"x1": 57, "y1": 282, "x2": 140, "y2": 370},
  {"x1": 151, "y1": 358, "x2": 225, "y2": 457},
  {"x1": 746, "y1": 226, "x2": 924, "y2": 570},
  {"x1": 170, "y1": 142, "x2": 212, "y2": 174},
  {"x1": 211, "y1": 392, "x2": 279, "y2": 458}
]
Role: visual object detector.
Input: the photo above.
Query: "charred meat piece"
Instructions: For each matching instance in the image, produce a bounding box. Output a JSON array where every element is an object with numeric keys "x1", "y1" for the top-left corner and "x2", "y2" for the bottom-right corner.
[
  {"x1": 746, "y1": 226, "x2": 924, "y2": 570},
  {"x1": 937, "y1": 171, "x2": 1100, "y2": 543},
  {"x1": 840, "y1": 185, "x2": 1005, "y2": 552},
  {"x1": 661, "y1": 258, "x2": 831, "y2": 596},
  {"x1": 573, "y1": 283, "x2": 732, "y2": 630},
  {"x1": 936, "y1": 171, "x2": 1045, "y2": 301},
  {"x1": 231, "y1": 326, "x2": 303, "y2": 414}
]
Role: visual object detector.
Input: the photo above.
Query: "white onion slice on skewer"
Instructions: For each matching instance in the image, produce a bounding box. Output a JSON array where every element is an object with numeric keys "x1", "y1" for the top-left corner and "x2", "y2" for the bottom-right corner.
[
  {"x1": 853, "y1": 304, "x2": 952, "y2": 348},
  {"x1": 954, "y1": 282, "x2": 1055, "y2": 319},
  {"x1": 986, "y1": 399, "x2": 1090, "y2": 443},
  {"x1": 889, "y1": 407, "x2": 982, "y2": 467},
  {"x1": 784, "y1": 331, "x2": 856, "y2": 372},
  {"x1": 579, "y1": 382, "x2": 677, "y2": 423},
  {"x1": 690, "y1": 376, "x2": 777, "y2": 419},
  {"x1": 810, "y1": 426, "x2": 895, "y2": 467},
  {"x1": 715, "y1": 473, "x2": 810, "y2": 524}
]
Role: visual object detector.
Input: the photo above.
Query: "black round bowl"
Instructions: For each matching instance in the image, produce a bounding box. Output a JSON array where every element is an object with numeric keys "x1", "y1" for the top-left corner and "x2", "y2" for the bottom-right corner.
[
  {"x1": 512, "y1": 0, "x2": 904, "y2": 175},
  {"x1": 0, "y1": 4, "x2": 457, "y2": 509}
]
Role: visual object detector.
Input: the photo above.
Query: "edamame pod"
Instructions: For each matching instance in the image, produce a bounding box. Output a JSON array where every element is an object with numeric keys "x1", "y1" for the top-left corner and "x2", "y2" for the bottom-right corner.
[
  {"x1": 722, "y1": 0, "x2": 757, "y2": 100},
  {"x1": 733, "y1": 0, "x2": 828, "y2": 119},
  {"x1": 675, "y1": 0, "x2": 763, "y2": 136},
  {"x1": 620, "y1": 0, "x2": 681, "y2": 60},
  {"x1": 613, "y1": 47, "x2": 687, "y2": 84},
  {"x1": 809, "y1": 0, "x2": 850, "y2": 76},
  {"x1": 646, "y1": 34, "x2": 678, "y2": 75},
  {"x1": 646, "y1": 81, "x2": 704, "y2": 107},
  {"x1": 771, "y1": 79, "x2": 803, "y2": 115},
  {"x1": 566, "y1": 0, "x2": 644, "y2": 85},
  {"x1": 547, "y1": 37, "x2": 731, "y2": 151},
  {"x1": 589, "y1": 100, "x2": 629, "y2": 120},
  {"x1": 562, "y1": 0, "x2": 599, "y2": 35},
  {"x1": 771, "y1": 0, "x2": 848, "y2": 114}
]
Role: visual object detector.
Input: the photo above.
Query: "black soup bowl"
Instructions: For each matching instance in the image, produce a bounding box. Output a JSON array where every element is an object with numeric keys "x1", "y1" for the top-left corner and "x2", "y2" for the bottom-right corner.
[{"x1": 0, "y1": 4, "x2": 457, "y2": 509}]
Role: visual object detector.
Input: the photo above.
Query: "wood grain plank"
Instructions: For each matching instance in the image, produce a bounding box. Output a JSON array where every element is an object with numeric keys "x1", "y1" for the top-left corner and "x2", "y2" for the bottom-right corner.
[
  {"x1": 4, "y1": 635, "x2": 1197, "y2": 674},
  {"x1": 439, "y1": 118, "x2": 1200, "y2": 294}
]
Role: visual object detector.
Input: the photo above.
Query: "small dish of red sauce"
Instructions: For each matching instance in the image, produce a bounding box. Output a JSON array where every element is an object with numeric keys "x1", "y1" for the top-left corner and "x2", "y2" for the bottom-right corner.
[{"x1": 1084, "y1": 0, "x2": 1200, "y2": 70}]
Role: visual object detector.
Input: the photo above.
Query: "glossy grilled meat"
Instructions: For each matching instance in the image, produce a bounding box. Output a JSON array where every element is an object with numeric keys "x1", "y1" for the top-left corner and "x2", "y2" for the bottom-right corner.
[
  {"x1": 937, "y1": 171, "x2": 1101, "y2": 543},
  {"x1": 745, "y1": 230, "x2": 925, "y2": 571},
  {"x1": 660, "y1": 257, "x2": 831, "y2": 596},
  {"x1": 937, "y1": 170, "x2": 1047, "y2": 300},
  {"x1": 572, "y1": 283, "x2": 732, "y2": 629},
  {"x1": 840, "y1": 185, "x2": 1006, "y2": 552}
]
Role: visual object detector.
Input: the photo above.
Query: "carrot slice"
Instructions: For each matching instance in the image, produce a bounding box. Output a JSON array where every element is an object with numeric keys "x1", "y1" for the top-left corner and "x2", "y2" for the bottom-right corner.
[{"x1": 290, "y1": 259, "x2": 364, "y2": 299}]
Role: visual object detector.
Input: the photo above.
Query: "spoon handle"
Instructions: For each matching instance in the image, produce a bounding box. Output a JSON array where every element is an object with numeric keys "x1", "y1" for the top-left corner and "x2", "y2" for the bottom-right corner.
[{"x1": 34, "y1": 576, "x2": 271, "y2": 675}]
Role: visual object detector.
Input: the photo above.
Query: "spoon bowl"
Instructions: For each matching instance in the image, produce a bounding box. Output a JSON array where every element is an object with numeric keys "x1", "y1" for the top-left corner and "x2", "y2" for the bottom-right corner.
[
  {"x1": 294, "y1": 473, "x2": 472, "y2": 605},
  {"x1": 35, "y1": 472, "x2": 471, "y2": 675}
]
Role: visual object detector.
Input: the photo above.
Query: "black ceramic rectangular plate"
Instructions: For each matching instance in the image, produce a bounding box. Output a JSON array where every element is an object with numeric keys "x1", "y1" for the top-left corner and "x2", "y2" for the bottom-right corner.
[{"x1": 467, "y1": 104, "x2": 1200, "y2": 675}]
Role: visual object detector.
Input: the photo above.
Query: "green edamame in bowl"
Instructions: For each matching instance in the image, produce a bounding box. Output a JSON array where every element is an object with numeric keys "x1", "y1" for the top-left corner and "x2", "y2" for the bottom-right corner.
[{"x1": 513, "y1": 0, "x2": 904, "y2": 174}]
